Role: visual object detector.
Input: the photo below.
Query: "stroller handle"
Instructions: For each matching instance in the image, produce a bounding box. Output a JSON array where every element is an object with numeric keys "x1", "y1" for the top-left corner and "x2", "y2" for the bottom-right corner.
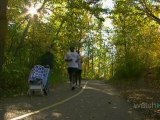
[{"x1": 45, "y1": 65, "x2": 50, "y2": 68}]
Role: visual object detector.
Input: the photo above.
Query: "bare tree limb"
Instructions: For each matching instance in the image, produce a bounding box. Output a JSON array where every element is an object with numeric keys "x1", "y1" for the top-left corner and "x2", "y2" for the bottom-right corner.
[{"x1": 140, "y1": 0, "x2": 160, "y2": 24}]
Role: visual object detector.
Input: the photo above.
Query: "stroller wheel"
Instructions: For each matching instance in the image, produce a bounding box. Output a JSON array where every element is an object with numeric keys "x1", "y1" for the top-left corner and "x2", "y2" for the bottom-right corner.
[
  {"x1": 71, "y1": 86, "x2": 75, "y2": 90},
  {"x1": 28, "y1": 90, "x2": 32, "y2": 96},
  {"x1": 32, "y1": 91, "x2": 35, "y2": 95},
  {"x1": 43, "y1": 89, "x2": 48, "y2": 96},
  {"x1": 28, "y1": 90, "x2": 35, "y2": 96}
]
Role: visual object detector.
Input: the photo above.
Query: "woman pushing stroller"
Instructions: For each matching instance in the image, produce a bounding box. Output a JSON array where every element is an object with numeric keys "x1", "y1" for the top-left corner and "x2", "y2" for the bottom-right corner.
[
  {"x1": 39, "y1": 46, "x2": 54, "y2": 94},
  {"x1": 28, "y1": 46, "x2": 54, "y2": 95}
]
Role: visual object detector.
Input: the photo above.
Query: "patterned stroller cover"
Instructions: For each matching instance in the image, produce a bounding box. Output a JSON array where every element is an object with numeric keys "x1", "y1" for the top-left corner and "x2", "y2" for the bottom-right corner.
[{"x1": 28, "y1": 65, "x2": 50, "y2": 87}]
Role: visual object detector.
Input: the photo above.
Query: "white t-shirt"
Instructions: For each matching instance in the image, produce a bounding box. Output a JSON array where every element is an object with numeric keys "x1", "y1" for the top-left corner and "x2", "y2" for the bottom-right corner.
[{"x1": 65, "y1": 51, "x2": 79, "y2": 68}]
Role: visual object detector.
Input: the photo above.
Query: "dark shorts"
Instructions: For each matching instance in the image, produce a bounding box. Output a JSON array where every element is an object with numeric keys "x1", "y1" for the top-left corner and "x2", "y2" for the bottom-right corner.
[
  {"x1": 77, "y1": 69, "x2": 82, "y2": 74},
  {"x1": 67, "y1": 67, "x2": 77, "y2": 74}
]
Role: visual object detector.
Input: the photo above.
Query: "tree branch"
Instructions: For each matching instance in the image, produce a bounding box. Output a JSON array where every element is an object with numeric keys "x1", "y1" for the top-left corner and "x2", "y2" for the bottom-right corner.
[{"x1": 140, "y1": 0, "x2": 160, "y2": 24}]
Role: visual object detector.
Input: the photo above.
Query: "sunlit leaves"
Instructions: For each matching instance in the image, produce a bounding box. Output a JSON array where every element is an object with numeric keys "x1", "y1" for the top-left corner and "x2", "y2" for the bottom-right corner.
[{"x1": 111, "y1": 0, "x2": 160, "y2": 79}]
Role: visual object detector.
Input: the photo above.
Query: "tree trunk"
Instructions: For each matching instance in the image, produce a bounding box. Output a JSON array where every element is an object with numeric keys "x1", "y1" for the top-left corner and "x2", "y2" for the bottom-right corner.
[{"x1": 0, "y1": 0, "x2": 8, "y2": 74}]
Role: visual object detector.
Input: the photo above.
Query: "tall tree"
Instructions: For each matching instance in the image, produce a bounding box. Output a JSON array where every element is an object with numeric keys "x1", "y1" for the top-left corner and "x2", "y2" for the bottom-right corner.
[
  {"x1": 0, "y1": 0, "x2": 8, "y2": 74},
  {"x1": 111, "y1": 0, "x2": 160, "y2": 79}
]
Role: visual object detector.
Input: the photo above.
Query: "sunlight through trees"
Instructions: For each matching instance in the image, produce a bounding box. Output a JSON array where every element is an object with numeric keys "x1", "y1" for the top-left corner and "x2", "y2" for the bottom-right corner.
[{"x1": 0, "y1": 0, "x2": 160, "y2": 96}]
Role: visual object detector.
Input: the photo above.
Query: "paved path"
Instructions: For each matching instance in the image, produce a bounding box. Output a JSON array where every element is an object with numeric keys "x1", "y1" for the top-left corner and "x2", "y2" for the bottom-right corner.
[{"x1": 0, "y1": 80, "x2": 143, "y2": 120}]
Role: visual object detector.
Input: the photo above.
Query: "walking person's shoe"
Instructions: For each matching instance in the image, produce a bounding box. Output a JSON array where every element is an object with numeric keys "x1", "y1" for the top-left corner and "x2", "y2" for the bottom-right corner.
[
  {"x1": 71, "y1": 86, "x2": 75, "y2": 90},
  {"x1": 78, "y1": 85, "x2": 82, "y2": 89},
  {"x1": 71, "y1": 83, "x2": 76, "y2": 90}
]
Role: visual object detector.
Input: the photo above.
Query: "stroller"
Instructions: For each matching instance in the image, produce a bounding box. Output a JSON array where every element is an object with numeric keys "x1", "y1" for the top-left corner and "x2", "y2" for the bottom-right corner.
[{"x1": 28, "y1": 65, "x2": 50, "y2": 96}]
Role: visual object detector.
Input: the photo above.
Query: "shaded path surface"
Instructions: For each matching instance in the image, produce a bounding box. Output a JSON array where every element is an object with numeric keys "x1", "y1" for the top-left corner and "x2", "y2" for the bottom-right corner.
[{"x1": 0, "y1": 80, "x2": 143, "y2": 120}]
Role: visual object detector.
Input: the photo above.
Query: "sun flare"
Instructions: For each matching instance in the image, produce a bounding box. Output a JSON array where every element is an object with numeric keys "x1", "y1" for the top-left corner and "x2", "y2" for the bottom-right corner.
[
  {"x1": 26, "y1": 3, "x2": 41, "y2": 17},
  {"x1": 27, "y1": 6, "x2": 38, "y2": 16},
  {"x1": 25, "y1": 2, "x2": 53, "y2": 22}
]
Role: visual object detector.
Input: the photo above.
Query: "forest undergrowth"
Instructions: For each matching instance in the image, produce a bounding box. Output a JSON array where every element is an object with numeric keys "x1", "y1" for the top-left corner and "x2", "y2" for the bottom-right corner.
[{"x1": 109, "y1": 73, "x2": 160, "y2": 120}]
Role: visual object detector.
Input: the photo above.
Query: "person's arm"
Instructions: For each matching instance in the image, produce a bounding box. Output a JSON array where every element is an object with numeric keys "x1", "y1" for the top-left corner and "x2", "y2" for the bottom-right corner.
[
  {"x1": 65, "y1": 53, "x2": 72, "y2": 62},
  {"x1": 81, "y1": 57, "x2": 83, "y2": 63},
  {"x1": 65, "y1": 58, "x2": 72, "y2": 62},
  {"x1": 65, "y1": 59, "x2": 72, "y2": 62},
  {"x1": 75, "y1": 53, "x2": 80, "y2": 63}
]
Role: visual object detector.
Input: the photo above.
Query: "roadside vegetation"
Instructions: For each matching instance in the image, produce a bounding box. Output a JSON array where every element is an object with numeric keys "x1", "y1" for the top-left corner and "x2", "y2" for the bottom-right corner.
[{"x1": 0, "y1": 1, "x2": 160, "y2": 119}]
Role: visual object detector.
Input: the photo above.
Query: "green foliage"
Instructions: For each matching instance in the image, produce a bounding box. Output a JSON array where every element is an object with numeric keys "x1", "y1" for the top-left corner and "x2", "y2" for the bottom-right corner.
[
  {"x1": 110, "y1": 0, "x2": 160, "y2": 81},
  {"x1": 114, "y1": 53, "x2": 145, "y2": 79},
  {"x1": 1, "y1": 0, "x2": 107, "y2": 97},
  {"x1": 2, "y1": 0, "x2": 160, "y2": 97}
]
